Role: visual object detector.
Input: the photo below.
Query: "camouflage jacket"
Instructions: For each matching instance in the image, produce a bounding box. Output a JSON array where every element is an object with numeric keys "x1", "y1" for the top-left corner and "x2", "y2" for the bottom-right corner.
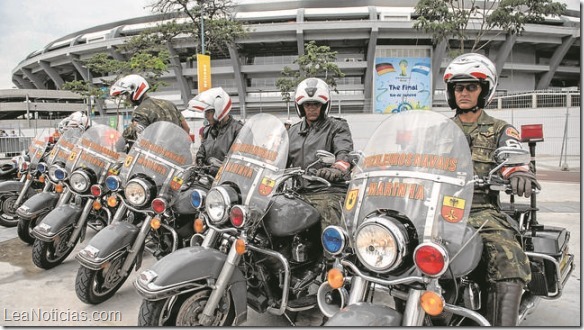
[{"x1": 123, "y1": 96, "x2": 185, "y2": 141}]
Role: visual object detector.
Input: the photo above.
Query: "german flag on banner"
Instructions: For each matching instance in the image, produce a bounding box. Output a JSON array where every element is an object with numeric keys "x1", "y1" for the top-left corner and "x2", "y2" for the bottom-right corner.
[{"x1": 375, "y1": 62, "x2": 395, "y2": 75}]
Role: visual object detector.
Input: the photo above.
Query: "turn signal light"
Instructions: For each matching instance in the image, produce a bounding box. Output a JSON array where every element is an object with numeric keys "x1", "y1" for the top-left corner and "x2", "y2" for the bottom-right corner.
[
  {"x1": 420, "y1": 291, "x2": 445, "y2": 316},
  {"x1": 27, "y1": 173, "x2": 32, "y2": 180},
  {"x1": 92, "y1": 200, "x2": 102, "y2": 210},
  {"x1": 235, "y1": 238, "x2": 246, "y2": 255},
  {"x1": 39, "y1": 175, "x2": 45, "y2": 183},
  {"x1": 150, "y1": 217, "x2": 162, "y2": 230},
  {"x1": 55, "y1": 183, "x2": 64, "y2": 193},
  {"x1": 107, "y1": 195, "x2": 119, "y2": 207},
  {"x1": 194, "y1": 218, "x2": 205, "y2": 233},
  {"x1": 327, "y1": 268, "x2": 345, "y2": 289}
]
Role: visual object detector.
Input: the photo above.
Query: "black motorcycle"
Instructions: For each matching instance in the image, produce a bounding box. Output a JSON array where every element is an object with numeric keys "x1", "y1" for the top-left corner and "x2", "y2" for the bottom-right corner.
[
  {"x1": 75, "y1": 121, "x2": 207, "y2": 305},
  {"x1": 16, "y1": 128, "x2": 83, "y2": 244},
  {"x1": 0, "y1": 158, "x2": 18, "y2": 182},
  {"x1": 31, "y1": 124, "x2": 125, "y2": 269},
  {"x1": 316, "y1": 110, "x2": 574, "y2": 326},
  {"x1": 134, "y1": 113, "x2": 335, "y2": 326}
]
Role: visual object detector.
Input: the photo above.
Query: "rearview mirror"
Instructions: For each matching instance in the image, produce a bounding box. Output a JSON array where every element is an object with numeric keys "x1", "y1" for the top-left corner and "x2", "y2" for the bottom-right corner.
[
  {"x1": 494, "y1": 147, "x2": 530, "y2": 166},
  {"x1": 316, "y1": 150, "x2": 335, "y2": 166}
]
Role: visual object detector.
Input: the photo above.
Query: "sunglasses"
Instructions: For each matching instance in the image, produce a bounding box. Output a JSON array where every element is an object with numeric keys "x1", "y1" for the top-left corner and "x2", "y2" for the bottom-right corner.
[{"x1": 454, "y1": 84, "x2": 480, "y2": 92}]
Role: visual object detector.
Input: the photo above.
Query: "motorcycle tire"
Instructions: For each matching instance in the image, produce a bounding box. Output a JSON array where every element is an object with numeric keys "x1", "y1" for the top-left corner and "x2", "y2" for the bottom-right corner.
[
  {"x1": 75, "y1": 252, "x2": 133, "y2": 305},
  {"x1": 32, "y1": 228, "x2": 78, "y2": 269},
  {"x1": 0, "y1": 194, "x2": 20, "y2": 227},
  {"x1": 138, "y1": 288, "x2": 236, "y2": 326},
  {"x1": 17, "y1": 211, "x2": 49, "y2": 245}
]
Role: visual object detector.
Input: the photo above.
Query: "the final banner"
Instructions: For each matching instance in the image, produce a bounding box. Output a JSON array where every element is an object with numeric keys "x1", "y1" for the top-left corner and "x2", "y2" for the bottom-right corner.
[
  {"x1": 197, "y1": 54, "x2": 212, "y2": 92},
  {"x1": 374, "y1": 57, "x2": 432, "y2": 113}
]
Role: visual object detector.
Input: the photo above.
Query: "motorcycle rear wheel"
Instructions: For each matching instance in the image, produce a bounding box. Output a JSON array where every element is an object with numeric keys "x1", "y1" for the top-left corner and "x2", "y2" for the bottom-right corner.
[
  {"x1": 75, "y1": 252, "x2": 133, "y2": 305},
  {"x1": 0, "y1": 194, "x2": 19, "y2": 227},
  {"x1": 32, "y1": 228, "x2": 78, "y2": 269},
  {"x1": 138, "y1": 288, "x2": 235, "y2": 326}
]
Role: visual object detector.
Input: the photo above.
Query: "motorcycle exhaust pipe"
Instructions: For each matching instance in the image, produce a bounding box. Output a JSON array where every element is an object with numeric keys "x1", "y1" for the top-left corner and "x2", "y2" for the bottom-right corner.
[{"x1": 317, "y1": 282, "x2": 349, "y2": 318}]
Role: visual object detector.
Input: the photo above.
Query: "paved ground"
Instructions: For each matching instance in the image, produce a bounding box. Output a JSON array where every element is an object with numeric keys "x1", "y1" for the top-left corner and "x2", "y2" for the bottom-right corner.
[{"x1": 0, "y1": 155, "x2": 580, "y2": 326}]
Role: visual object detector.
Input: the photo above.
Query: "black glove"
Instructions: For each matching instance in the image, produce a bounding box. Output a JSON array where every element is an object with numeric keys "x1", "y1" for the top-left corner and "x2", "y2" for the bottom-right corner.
[
  {"x1": 209, "y1": 165, "x2": 219, "y2": 176},
  {"x1": 509, "y1": 171, "x2": 541, "y2": 198},
  {"x1": 315, "y1": 167, "x2": 344, "y2": 182},
  {"x1": 196, "y1": 158, "x2": 204, "y2": 167}
]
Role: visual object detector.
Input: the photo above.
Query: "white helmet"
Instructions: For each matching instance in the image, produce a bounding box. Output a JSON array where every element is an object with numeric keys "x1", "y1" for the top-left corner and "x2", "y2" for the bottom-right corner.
[
  {"x1": 443, "y1": 53, "x2": 498, "y2": 110},
  {"x1": 294, "y1": 78, "x2": 331, "y2": 118},
  {"x1": 109, "y1": 74, "x2": 150, "y2": 102},
  {"x1": 58, "y1": 111, "x2": 90, "y2": 133},
  {"x1": 188, "y1": 87, "x2": 232, "y2": 121}
]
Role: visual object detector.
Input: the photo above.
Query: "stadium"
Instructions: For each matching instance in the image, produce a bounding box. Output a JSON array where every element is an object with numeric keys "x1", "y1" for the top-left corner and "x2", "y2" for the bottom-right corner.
[{"x1": 7, "y1": 0, "x2": 580, "y2": 119}]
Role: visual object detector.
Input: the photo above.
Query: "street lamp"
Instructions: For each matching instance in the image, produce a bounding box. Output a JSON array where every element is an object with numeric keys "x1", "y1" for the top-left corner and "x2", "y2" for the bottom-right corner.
[{"x1": 259, "y1": 89, "x2": 263, "y2": 113}]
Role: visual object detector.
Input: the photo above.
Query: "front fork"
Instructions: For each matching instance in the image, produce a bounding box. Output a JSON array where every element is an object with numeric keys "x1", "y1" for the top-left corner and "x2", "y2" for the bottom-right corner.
[
  {"x1": 13, "y1": 178, "x2": 33, "y2": 208},
  {"x1": 120, "y1": 215, "x2": 153, "y2": 277},
  {"x1": 67, "y1": 197, "x2": 95, "y2": 247}
]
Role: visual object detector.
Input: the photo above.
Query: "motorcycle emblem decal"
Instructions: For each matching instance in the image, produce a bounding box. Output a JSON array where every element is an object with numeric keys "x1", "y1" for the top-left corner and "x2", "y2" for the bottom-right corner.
[
  {"x1": 68, "y1": 151, "x2": 77, "y2": 161},
  {"x1": 124, "y1": 155, "x2": 134, "y2": 167},
  {"x1": 506, "y1": 127, "x2": 521, "y2": 140},
  {"x1": 170, "y1": 176, "x2": 184, "y2": 191},
  {"x1": 108, "y1": 168, "x2": 119, "y2": 175},
  {"x1": 345, "y1": 189, "x2": 359, "y2": 211},
  {"x1": 258, "y1": 177, "x2": 275, "y2": 196},
  {"x1": 441, "y1": 196, "x2": 466, "y2": 223}
]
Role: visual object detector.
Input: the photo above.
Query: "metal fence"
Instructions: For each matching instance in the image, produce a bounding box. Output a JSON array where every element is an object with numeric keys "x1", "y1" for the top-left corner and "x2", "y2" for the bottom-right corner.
[{"x1": 0, "y1": 137, "x2": 32, "y2": 157}]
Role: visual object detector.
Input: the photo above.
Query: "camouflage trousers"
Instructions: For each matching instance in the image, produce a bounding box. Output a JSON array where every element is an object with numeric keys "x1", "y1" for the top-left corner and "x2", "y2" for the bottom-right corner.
[
  {"x1": 303, "y1": 191, "x2": 345, "y2": 232},
  {"x1": 469, "y1": 208, "x2": 531, "y2": 285}
]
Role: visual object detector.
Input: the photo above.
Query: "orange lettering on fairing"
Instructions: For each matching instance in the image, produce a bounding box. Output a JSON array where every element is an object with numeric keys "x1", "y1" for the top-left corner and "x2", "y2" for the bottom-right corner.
[
  {"x1": 366, "y1": 180, "x2": 426, "y2": 201},
  {"x1": 363, "y1": 153, "x2": 458, "y2": 172}
]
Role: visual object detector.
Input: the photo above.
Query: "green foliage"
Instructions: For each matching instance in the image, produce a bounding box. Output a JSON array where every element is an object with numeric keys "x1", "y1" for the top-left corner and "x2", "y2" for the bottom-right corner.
[
  {"x1": 276, "y1": 41, "x2": 345, "y2": 101},
  {"x1": 414, "y1": 0, "x2": 566, "y2": 52}
]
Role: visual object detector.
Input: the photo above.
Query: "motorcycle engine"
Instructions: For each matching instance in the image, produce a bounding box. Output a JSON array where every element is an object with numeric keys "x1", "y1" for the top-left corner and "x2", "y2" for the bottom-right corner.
[{"x1": 291, "y1": 235, "x2": 312, "y2": 263}]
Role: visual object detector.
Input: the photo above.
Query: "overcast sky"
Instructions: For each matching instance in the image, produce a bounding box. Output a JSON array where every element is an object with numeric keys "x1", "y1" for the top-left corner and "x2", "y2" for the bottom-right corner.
[{"x1": 0, "y1": 0, "x2": 579, "y2": 90}]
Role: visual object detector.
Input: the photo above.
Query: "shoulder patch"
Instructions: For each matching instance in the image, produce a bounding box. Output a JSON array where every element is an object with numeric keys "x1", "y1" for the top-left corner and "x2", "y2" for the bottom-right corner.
[{"x1": 505, "y1": 127, "x2": 521, "y2": 140}]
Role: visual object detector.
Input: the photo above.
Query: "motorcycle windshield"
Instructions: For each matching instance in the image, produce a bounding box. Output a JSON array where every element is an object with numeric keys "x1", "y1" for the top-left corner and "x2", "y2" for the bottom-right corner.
[
  {"x1": 66, "y1": 124, "x2": 126, "y2": 182},
  {"x1": 28, "y1": 128, "x2": 51, "y2": 168},
  {"x1": 120, "y1": 121, "x2": 192, "y2": 198},
  {"x1": 343, "y1": 111, "x2": 473, "y2": 249},
  {"x1": 45, "y1": 128, "x2": 84, "y2": 166},
  {"x1": 214, "y1": 113, "x2": 288, "y2": 215}
]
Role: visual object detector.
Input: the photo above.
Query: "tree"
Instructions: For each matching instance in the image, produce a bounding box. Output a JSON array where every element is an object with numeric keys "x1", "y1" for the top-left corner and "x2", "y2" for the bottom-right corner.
[
  {"x1": 414, "y1": 0, "x2": 567, "y2": 53},
  {"x1": 275, "y1": 41, "x2": 345, "y2": 105}
]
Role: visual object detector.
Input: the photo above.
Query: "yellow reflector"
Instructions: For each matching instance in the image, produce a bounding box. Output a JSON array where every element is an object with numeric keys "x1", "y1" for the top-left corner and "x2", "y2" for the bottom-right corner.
[
  {"x1": 235, "y1": 238, "x2": 246, "y2": 255},
  {"x1": 92, "y1": 200, "x2": 102, "y2": 210},
  {"x1": 194, "y1": 218, "x2": 205, "y2": 233},
  {"x1": 150, "y1": 217, "x2": 162, "y2": 230},
  {"x1": 420, "y1": 291, "x2": 445, "y2": 316},
  {"x1": 55, "y1": 184, "x2": 63, "y2": 193},
  {"x1": 39, "y1": 175, "x2": 45, "y2": 183},
  {"x1": 107, "y1": 195, "x2": 119, "y2": 208},
  {"x1": 27, "y1": 174, "x2": 32, "y2": 180},
  {"x1": 327, "y1": 268, "x2": 345, "y2": 289}
]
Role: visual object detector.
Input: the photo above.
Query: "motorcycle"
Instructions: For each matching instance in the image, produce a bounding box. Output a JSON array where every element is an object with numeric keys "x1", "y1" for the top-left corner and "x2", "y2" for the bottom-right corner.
[
  {"x1": 134, "y1": 113, "x2": 334, "y2": 326},
  {"x1": 316, "y1": 110, "x2": 574, "y2": 326},
  {"x1": 16, "y1": 128, "x2": 82, "y2": 244},
  {"x1": 31, "y1": 124, "x2": 125, "y2": 269},
  {"x1": 0, "y1": 129, "x2": 53, "y2": 227},
  {"x1": 75, "y1": 121, "x2": 207, "y2": 305},
  {"x1": 0, "y1": 158, "x2": 18, "y2": 182}
]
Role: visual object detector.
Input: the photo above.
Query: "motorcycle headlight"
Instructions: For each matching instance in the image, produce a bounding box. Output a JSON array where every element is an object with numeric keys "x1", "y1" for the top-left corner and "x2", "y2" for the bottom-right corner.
[
  {"x1": 69, "y1": 170, "x2": 92, "y2": 193},
  {"x1": 37, "y1": 162, "x2": 47, "y2": 174},
  {"x1": 354, "y1": 217, "x2": 409, "y2": 273},
  {"x1": 105, "y1": 175, "x2": 121, "y2": 191},
  {"x1": 322, "y1": 226, "x2": 347, "y2": 256},
  {"x1": 124, "y1": 178, "x2": 152, "y2": 207},
  {"x1": 205, "y1": 186, "x2": 238, "y2": 225},
  {"x1": 48, "y1": 164, "x2": 67, "y2": 182}
]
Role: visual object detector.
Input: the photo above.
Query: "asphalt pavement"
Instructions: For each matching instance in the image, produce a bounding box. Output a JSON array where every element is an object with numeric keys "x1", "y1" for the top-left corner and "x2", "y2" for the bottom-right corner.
[{"x1": 0, "y1": 155, "x2": 580, "y2": 326}]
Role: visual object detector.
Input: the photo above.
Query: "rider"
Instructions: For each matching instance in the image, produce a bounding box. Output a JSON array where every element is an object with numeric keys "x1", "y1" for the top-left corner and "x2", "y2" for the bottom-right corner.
[
  {"x1": 287, "y1": 77, "x2": 354, "y2": 232},
  {"x1": 444, "y1": 53, "x2": 541, "y2": 326},
  {"x1": 110, "y1": 74, "x2": 190, "y2": 142},
  {"x1": 188, "y1": 87, "x2": 243, "y2": 172}
]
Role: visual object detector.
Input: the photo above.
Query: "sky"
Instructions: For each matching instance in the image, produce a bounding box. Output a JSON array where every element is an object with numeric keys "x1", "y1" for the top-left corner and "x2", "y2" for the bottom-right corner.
[
  {"x1": 0, "y1": 0, "x2": 579, "y2": 90},
  {"x1": 0, "y1": 0, "x2": 152, "y2": 89}
]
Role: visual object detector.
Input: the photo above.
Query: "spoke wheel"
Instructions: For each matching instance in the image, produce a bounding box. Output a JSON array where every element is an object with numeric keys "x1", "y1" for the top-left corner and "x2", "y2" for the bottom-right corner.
[
  {"x1": 75, "y1": 252, "x2": 132, "y2": 305},
  {"x1": 0, "y1": 195, "x2": 19, "y2": 227},
  {"x1": 32, "y1": 228, "x2": 77, "y2": 269}
]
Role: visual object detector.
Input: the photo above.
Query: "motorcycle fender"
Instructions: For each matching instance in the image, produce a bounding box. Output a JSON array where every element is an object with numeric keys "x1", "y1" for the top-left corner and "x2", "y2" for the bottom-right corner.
[
  {"x1": 324, "y1": 302, "x2": 402, "y2": 326},
  {"x1": 77, "y1": 222, "x2": 139, "y2": 270},
  {"x1": 0, "y1": 180, "x2": 34, "y2": 197},
  {"x1": 32, "y1": 204, "x2": 82, "y2": 241},
  {"x1": 135, "y1": 246, "x2": 248, "y2": 324},
  {"x1": 16, "y1": 192, "x2": 60, "y2": 220}
]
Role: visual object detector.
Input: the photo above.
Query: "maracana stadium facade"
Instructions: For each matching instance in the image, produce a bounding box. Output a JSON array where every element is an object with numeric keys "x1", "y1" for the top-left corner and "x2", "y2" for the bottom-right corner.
[{"x1": 10, "y1": 0, "x2": 581, "y2": 116}]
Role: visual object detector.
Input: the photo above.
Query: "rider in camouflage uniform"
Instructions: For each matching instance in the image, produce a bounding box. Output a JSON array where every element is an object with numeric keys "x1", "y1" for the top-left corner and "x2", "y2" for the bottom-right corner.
[
  {"x1": 287, "y1": 78, "x2": 354, "y2": 232},
  {"x1": 444, "y1": 53, "x2": 541, "y2": 326},
  {"x1": 110, "y1": 74, "x2": 190, "y2": 142}
]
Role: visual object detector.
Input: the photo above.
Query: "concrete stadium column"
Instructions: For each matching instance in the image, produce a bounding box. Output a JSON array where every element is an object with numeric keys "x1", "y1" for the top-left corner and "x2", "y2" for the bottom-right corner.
[
  {"x1": 229, "y1": 45, "x2": 247, "y2": 119},
  {"x1": 69, "y1": 55, "x2": 90, "y2": 81},
  {"x1": 21, "y1": 68, "x2": 44, "y2": 89},
  {"x1": 431, "y1": 40, "x2": 447, "y2": 97},
  {"x1": 166, "y1": 42, "x2": 192, "y2": 107},
  {"x1": 494, "y1": 34, "x2": 517, "y2": 78},
  {"x1": 13, "y1": 75, "x2": 35, "y2": 89},
  {"x1": 296, "y1": 9, "x2": 305, "y2": 55},
  {"x1": 107, "y1": 46, "x2": 125, "y2": 62},
  {"x1": 363, "y1": 27, "x2": 378, "y2": 112},
  {"x1": 536, "y1": 35, "x2": 576, "y2": 90},
  {"x1": 39, "y1": 61, "x2": 65, "y2": 89}
]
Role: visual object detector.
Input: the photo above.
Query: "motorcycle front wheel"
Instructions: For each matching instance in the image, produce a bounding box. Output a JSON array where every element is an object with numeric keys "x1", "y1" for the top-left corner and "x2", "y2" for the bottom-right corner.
[
  {"x1": 0, "y1": 194, "x2": 20, "y2": 227},
  {"x1": 75, "y1": 252, "x2": 133, "y2": 305},
  {"x1": 138, "y1": 288, "x2": 236, "y2": 326},
  {"x1": 17, "y1": 212, "x2": 48, "y2": 244},
  {"x1": 32, "y1": 227, "x2": 78, "y2": 269}
]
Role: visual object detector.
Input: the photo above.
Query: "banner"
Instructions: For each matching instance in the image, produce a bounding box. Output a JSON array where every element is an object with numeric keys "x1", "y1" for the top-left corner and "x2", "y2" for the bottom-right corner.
[
  {"x1": 374, "y1": 57, "x2": 432, "y2": 113},
  {"x1": 197, "y1": 54, "x2": 212, "y2": 92}
]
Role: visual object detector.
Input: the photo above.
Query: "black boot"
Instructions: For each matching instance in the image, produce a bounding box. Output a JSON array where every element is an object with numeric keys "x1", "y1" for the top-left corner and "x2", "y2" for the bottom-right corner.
[{"x1": 486, "y1": 280, "x2": 523, "y2": 326}]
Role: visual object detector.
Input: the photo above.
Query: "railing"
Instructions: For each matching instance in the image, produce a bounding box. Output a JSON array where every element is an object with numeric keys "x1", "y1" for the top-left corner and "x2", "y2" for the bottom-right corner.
[{"x1": 0, "y1": 137, "x2": 31, "y2": 157}]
